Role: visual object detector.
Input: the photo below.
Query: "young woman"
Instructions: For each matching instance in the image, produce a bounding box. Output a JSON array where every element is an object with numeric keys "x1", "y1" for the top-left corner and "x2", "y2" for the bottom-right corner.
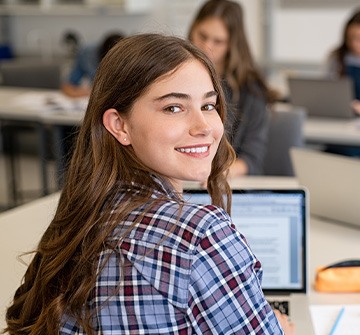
[
  {"x1": 327, "y1": 9, "x2": 360, "y2": 115},
  {"x1": 325, "y1": 9, "x2": 360, "y2": 156},
  {"x1": 188, "y1": 0, "x2": 277, "y2": 177},
  {"x1": 4, "y1": 34, "x2": 292, "y2": 334}
]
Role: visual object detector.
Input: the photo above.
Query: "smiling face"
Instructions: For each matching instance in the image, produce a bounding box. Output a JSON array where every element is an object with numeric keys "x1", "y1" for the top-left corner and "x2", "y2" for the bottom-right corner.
[{"x1": 103, "y1": 59, "x2": 224, "y2": 192}]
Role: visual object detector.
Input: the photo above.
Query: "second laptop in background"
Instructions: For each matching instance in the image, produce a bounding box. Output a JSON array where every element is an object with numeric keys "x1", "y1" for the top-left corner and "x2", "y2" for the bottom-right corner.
[
  {"x1": 288, "y1": 76, "x2": 354, "y2": 119},
  {"x1": 291, "y1": 147, "x2": 360, "y2": 228}
]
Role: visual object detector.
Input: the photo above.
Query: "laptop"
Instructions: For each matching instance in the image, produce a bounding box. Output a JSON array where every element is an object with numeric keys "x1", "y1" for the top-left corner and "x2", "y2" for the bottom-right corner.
[
  {"x1": 288, "y1": 76, "x2": 354, "y2": 119},
  {"x1": 183, "y1": 188, "x2": 315, "y2": 334},
  {"x1": 291, "y1": 147, "x2": 360, "y2": 228}
]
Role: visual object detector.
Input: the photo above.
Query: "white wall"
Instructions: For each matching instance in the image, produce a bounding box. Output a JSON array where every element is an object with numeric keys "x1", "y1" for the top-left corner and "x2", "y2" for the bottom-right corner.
[
  {"x1": 5, "y1": 0, "x2": 360, "y2": 67},
  {"x1": 271, "y1": 1, "x2": 357, "y2": 64},
  {"x1": 265, "y1": 1, "x2": 360, "y2": 95},
  {"x1": 7, "y1": 0, "x2": 262, "y2": 59},
  {"x1": 10, "y1": 13, "x2": 148, "y2": 57},
  {"x1": 8, "y1": 0, "x2": 203, "y2": 57}
]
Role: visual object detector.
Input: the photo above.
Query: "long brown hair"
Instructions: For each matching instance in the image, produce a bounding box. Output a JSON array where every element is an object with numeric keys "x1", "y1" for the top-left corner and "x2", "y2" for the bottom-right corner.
[
  {"x1": 330, "y1": 8, "x2": 360, "y2": 75},
  {"x1": 188, "y1": 0, "x2": 276, "y2": 103},
  {"x1": 4, "y1": 33, "x2": 235, "y2": 334}
]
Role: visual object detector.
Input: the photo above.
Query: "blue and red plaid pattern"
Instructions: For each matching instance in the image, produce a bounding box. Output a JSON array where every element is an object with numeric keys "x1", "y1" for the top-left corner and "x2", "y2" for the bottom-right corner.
[{"x1": 60, "y1": 185, "x2": 284, "y2": 334}]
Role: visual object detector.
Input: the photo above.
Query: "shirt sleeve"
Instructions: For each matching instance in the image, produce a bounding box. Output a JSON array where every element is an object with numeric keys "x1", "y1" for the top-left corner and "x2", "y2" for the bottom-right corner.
[{"x1": 187, "y1": 218, "x2": 284, "y2": 335}]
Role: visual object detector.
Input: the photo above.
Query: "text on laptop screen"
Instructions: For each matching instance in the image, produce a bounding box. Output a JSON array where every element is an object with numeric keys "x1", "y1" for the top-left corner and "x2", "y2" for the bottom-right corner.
[{"x1": 183, "y1": 189, "x2": 307, "y2": 293}]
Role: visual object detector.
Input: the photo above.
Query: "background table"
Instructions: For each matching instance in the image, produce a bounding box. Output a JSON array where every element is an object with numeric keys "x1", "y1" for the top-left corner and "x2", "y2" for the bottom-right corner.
[
  {"x1": 275, "y1": 102, "x2": 360, "y2": 147},
  {"x1": 0, "y1": 87, "x2": 86, "y2": 207},
  {"x1": 304, "y1": 117, "x2": 360, "y2": 146}
]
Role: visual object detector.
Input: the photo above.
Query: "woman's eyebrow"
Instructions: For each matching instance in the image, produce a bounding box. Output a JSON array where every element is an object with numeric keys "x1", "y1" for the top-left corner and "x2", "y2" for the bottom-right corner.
[
  {"x1": 204, "y1": 90, "x2": 218, "y2": 99},
  {"x1": 154, "y1": 90, "x2": 218, "y2": 101},
  {"x1": 154, "y1": 92, "x2": 191, "y2": 101}
]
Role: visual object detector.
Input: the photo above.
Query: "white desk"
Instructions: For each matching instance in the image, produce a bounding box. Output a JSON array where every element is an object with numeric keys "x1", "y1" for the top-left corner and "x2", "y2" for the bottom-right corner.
[
  {"x1": 0, "y1": 87, "x2": 85, "y2": 124},
  {"x1": 309, "y1": 215, "x2": 360, "y2": 305},
  {"x1": 0, "y1": 192, "x2": 59, "y2": 330},
  {"x1": 275, "y1": 102, "x2": 360, "y2": 146},
  {"x1": 304, "y1": 117, "x2": 360, "y2": 146},
  {"x1": 1, "y1": 176, "x2": 359, "y2": 333}
]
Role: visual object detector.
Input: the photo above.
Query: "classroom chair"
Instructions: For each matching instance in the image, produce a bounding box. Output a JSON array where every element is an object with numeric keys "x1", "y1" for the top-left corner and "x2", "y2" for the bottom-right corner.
[{"x1": 263, "y1": 107, "x2": 306, "y2": 176}]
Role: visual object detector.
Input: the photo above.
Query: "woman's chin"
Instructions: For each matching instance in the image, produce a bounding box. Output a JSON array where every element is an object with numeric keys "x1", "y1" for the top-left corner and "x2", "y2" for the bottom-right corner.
[{"x1": 192, "y1": 170, "x2": 210, "y2": 181}]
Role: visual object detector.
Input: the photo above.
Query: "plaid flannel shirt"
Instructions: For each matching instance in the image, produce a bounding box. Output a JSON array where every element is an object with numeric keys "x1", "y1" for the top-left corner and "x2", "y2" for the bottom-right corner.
[{"x1": 60, "y1": 183, "x2": 284, "y2": 334}]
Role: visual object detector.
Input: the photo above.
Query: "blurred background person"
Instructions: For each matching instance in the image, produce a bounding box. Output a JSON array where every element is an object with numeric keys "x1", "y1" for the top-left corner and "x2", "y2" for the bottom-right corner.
[
  {"x1": 325, "y1": 8, "x2": 360, "y2": 157},
  {"x1": 61, "y1": 30, "x2": 82, "y2": 58},
  {"x1": 61, "y1": 31, "x2": 125, "y2": 98},
  {"x1": 326, "y1": 8, "x2": 360, "y2": 115},
  {"x1": 188, "y1": 0, "x2": 278, "y2": 177}
]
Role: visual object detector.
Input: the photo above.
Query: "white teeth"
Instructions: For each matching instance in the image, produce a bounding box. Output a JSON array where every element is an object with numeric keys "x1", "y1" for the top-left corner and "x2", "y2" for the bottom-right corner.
[{"x1": 177, "y1": 146, "x2": 208, "y2": 153}]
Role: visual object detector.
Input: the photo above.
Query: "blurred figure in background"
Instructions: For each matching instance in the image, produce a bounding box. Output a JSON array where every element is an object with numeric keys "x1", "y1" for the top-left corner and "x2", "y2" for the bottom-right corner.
[
  {"x1": 325, "y1": 8, "x2": 360, "y2": 157},
  {"x1": 61, "y1": 32, "x2": 125, "y2": 98},
  {"x1": 188, "y1": 0, "x2": 278, "y2": 177},
  {"x1": 61, "y1": 30, "x2": 81, "y2": 57},
  {"x1": 326, "y1": 8, "x2": 360, "y2": 115}
]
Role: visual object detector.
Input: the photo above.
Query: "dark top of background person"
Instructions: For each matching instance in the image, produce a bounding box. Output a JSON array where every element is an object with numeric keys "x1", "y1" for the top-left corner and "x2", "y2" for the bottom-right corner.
[
  {"x1": 325, "y1": 8, "x2": 360, "y2": 156},
  {"x1": 327, "y1": 8, "x2": 360, "y2": 109}
]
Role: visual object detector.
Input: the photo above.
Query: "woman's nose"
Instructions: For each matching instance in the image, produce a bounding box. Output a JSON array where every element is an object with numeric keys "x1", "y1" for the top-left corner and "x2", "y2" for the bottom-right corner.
[{"x1": 189, "y1": 111, "x2": 212, "y2": 136}]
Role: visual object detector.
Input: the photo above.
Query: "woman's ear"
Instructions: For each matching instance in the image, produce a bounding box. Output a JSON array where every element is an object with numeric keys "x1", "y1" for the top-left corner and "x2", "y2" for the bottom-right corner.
[{"x1": 103, "y1": 108, "x2": 131, "y2": 146}]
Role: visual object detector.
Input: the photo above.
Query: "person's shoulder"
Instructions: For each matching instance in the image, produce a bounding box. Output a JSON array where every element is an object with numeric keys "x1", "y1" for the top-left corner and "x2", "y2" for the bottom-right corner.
[
  {"x1": 165, "y1": 200, "x2": 232, "y2": 247},
  {"x1": 181, "y1": 201, "x2": 231, "y2": 230},
  {"x1": 126, "y1": 199, "x2": 233, "y2": 253}
]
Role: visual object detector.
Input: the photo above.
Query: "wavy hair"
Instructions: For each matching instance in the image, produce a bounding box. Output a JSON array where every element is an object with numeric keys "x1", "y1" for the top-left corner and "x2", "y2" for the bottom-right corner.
[
  {"x1": 188, "y1": 0, "x2": 276, "y2": 103},
  {"x1": 4, "y1": 33, "x2": 235, "y2": 334}
]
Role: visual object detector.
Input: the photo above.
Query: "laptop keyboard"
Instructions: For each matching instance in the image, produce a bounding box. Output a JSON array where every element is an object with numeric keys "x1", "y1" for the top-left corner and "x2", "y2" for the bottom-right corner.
[{"x1": 268, "y1": 300, "x2": 289, "y2": 316}]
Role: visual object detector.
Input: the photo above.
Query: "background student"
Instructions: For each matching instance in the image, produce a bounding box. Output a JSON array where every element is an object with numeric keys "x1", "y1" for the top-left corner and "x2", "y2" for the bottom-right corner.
[
  {"x1": 326, "y1": 8, "x2": 360, "y2": 115},
  {"x1": 61, "y1": 31, "x2": 125, "y2": 98},
  {"x1": 4, "y1": 33, "x2": 294, "y2": 334},
  {"x1": 188, "y1": 0, "x2": 278, "y2": 177},
  {"x1": 325, "y1": 8, "x2": 360, "y2": 157}
]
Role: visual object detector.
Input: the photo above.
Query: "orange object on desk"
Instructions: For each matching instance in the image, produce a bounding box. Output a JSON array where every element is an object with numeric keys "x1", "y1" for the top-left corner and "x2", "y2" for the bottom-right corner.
[{"x1": 315, "y1": 260, "x2": 360, "y2": 292}]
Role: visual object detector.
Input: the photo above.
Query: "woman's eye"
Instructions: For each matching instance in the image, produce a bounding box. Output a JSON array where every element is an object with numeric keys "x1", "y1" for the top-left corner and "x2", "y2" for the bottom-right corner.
[
  {"x1": 202, "y1": 103, "x2": 216, "y2": 111},
  {"x1": 164, "y1": 105, "x2": 182, "y2": 113}
]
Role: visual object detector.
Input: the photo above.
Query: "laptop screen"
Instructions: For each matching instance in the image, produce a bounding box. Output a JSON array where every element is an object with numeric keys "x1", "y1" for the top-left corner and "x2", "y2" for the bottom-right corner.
[
  {"x1": 183, "y1": 189, "x2": 308, "y2": 294},
  {"x1": 288, "y1": 77, "x2": 354, "y2": 119}
]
